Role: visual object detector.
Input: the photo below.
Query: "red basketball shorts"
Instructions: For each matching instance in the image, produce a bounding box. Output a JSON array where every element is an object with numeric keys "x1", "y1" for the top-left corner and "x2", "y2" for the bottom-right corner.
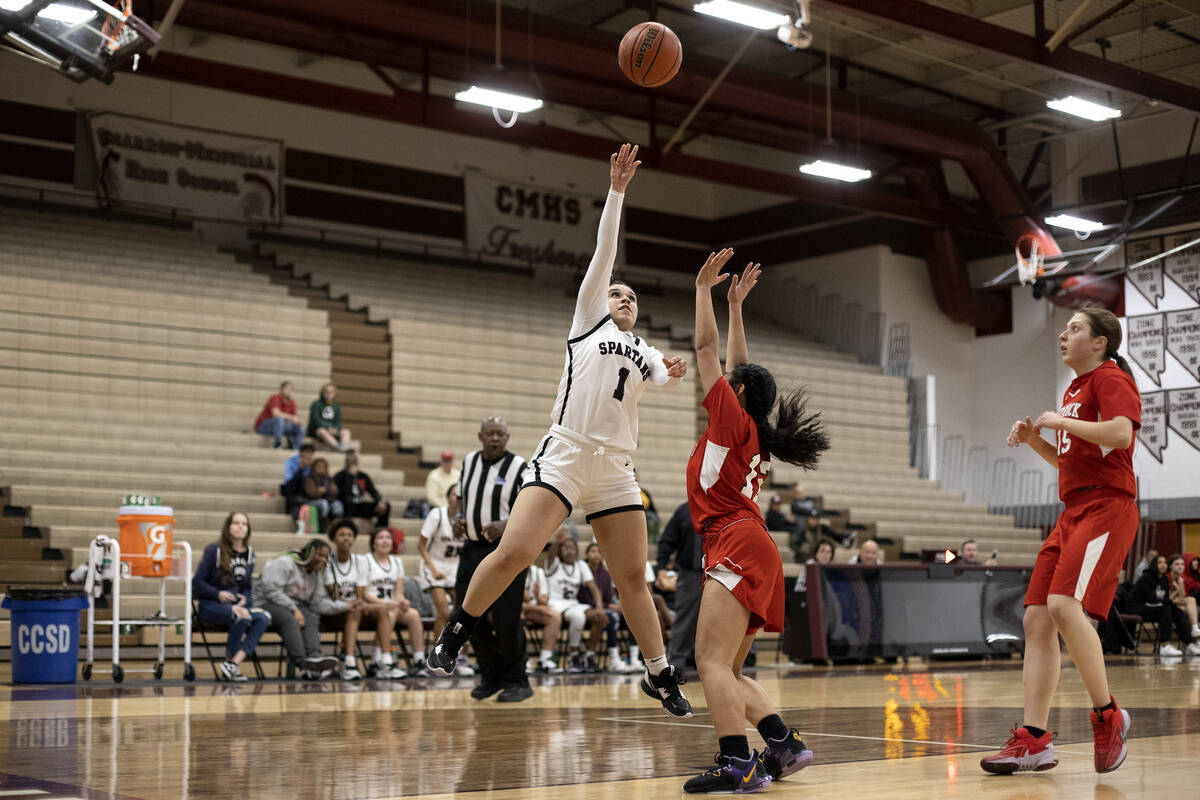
[
  {"x1": 702, "y1": 516, "x2": 785, "y2": 634},
  {"x1": 1025, "y1": 490, "x2": 1139, "y2": 621}
]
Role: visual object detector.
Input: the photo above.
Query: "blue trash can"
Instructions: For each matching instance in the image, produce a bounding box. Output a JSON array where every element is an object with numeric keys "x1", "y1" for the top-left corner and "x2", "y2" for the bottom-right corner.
[{"x1": 3, "y1": 587, "x2": 88, "y2": 684}]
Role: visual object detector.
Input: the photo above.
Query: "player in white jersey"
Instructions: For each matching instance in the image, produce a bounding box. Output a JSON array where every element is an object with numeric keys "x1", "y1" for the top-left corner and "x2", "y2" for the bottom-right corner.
[
  {"x1": 522, "y1": 561, "x2": 563, "y2": 673},
  {"x1": 429, "y1": 144, "x2": 693, "y2": 717},
  {"x1": 545, "y1": 535, "x2": 606, "y2": 673},
  {"x1": 419, "y1": 484, "x2": 465, "y2": 637},
  {"x1": 363, "y1": 527, "x2": 426, "y2": 678},
  {"x1": 322, "y1": 519, "x2": 373, "y2": 680}
]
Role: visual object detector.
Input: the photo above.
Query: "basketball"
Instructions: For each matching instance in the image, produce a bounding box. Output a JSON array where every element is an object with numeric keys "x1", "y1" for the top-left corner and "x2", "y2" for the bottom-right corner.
[{"x1": 618, "y1": 22, "x2": 682, "y2": 88}]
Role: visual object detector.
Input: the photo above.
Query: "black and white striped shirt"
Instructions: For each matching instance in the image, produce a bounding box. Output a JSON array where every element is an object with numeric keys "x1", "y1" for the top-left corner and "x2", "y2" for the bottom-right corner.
[{"x1": 458, "y1": 449, "x2": 527, "y2": 542}]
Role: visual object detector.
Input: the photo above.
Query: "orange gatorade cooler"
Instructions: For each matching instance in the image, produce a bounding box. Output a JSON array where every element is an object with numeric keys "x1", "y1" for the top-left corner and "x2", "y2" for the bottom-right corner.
[{"x1": 115, "y1": 495, "x2": 175, "y2": 577}]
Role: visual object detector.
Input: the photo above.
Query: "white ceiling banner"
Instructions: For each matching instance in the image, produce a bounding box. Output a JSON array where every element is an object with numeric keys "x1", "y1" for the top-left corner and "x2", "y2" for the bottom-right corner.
[{"x1": 88, "y1": 112, "x2": 283, "y2": 224}]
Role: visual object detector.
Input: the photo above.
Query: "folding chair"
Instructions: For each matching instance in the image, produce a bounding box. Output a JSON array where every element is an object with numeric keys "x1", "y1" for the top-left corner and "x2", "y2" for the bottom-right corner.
[{"x1": 192, "y1": 603, "x2": 265, "y2": 680}]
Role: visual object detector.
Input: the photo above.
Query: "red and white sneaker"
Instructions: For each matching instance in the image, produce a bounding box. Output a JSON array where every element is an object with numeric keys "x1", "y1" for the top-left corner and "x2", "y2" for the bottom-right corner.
[
  {"x1": 979, "y1": 726, "x2": 1058, "y2": 774},
  {"x1": 1091, "y1": 697, "x2": 1131, "y2": 773}
]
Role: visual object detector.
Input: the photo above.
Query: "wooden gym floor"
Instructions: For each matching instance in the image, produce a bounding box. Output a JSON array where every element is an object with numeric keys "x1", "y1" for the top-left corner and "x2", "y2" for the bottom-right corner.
[{"x1": 0, "y1": 655, "x2": 1196, "y2": 799}]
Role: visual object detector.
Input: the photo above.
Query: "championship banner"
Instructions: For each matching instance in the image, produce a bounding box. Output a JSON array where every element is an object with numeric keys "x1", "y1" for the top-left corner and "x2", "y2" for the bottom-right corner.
[
  {"x1": 89, "y1": 112, "x2": 283, "y2": 224},
  {"x1": 464, "y1": 170, "x2": 613, "y2": 270}
]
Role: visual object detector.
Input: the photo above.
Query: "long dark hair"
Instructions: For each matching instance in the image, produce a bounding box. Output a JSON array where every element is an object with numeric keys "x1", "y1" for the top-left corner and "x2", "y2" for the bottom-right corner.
[
  {"x1": 729, "y1": 363, "x2": 829, "y2": 470},
  {"x1": 218, "y1": 511, "x2": 251, "y2": 583},
  {"x1": 287, "y1": 539, "x2": 330, "y2": 568},
  {"x1": 1077, "y1": 303, "x2": 1135, "y2": 383}
]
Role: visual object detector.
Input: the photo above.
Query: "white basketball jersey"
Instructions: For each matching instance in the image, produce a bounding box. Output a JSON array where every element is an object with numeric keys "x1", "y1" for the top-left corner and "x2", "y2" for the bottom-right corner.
[
  {"x1": 545, "y1": 557, "x2": 594, "y2": 603},
  {"x1": 364, "y1": 554, "x2": 403, "y2": 601},
  {"x1": 525, "y1": 564, "x2": 548, "y2": 601},
  {"x1": 323, "y1": 553, "x2": 366, "y2": 603},
  {"x1": 419, "y1": 506, "x2": 461, "y2": 584}
]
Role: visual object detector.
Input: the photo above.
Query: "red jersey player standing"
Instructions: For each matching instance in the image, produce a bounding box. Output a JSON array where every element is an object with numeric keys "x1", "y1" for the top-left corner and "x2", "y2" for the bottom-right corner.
[
  {"x1": 981, "y1": 304, "x2": 1141, "y2": 776},
  {"x1": 683, "y1": 249, "x2": 830, "y2": 795}
]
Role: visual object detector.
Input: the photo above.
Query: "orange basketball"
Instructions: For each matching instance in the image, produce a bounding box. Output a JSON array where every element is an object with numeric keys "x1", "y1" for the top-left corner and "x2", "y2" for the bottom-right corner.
[{"x1": 618, "y1": 22, "x2": 682, "y2": 88}]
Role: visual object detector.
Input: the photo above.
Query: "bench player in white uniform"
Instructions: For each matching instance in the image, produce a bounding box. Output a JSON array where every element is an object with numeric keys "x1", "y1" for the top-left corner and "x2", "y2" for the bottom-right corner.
[
  {"x1": 545, "y1": 534, "x2": 607, "y2": 673},
  {"x1": 363, "y1": 527, "x2": 426, "y2": 678},
  {"x1": 419, "y1": 485, "x2": 463, "y2": 639},
  {"x1": 523, "y1": 560, "x2": 563, "y2": 673},
  {"x1": 323, "y1": 519, "x2": 372, "y2": 681},
  {"x1": 429, "y1": 143, "x2": 692, "y2": 717}
]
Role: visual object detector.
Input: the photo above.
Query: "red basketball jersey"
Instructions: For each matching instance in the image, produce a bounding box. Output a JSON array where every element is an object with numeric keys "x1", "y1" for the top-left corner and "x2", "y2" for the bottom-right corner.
[
  {"x1": 1055, "y1": 360, "x2": 1141, "y2": 501},
  {"x1": 686, "y1": 377, "x2": 770, "y2": 533}
]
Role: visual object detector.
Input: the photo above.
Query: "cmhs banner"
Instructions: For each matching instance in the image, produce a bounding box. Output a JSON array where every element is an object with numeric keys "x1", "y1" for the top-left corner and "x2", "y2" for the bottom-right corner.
[
  {"x1": 89, "y1": 112, "x2": 283, "y2": 223},
  {"x1": 464, "y1": 169, "x2": 616, "y2": 270}
]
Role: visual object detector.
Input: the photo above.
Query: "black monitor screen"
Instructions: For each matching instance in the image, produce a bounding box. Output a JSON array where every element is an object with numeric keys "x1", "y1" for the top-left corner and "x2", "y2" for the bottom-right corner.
[{"x1": 809, "y1": 564, "x2": 1032, "y2": 659}]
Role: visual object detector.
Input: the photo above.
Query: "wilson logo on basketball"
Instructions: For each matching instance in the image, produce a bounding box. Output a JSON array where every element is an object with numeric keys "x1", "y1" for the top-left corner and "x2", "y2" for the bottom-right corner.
[{"x1": 633, "y1": 29, "x2": 659, "y2": 68}]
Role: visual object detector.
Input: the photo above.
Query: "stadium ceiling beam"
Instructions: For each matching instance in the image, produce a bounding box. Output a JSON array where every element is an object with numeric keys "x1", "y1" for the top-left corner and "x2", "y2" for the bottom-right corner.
[
  {"x1": 142, "y1": 52, "x2": 994, "y2": 233},
  {"x1": 820, "y1": 0, "x2": 1200, "y2": 113}
]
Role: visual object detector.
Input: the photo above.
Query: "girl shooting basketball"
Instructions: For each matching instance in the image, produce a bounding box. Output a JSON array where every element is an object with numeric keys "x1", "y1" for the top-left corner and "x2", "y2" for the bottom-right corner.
[
  {"x1": 428, "y1": 143, "x2": 693, "y2": 715},
  {"x1": 685, "y1": 248, "x2": 829, "y2": 794},
  {"x1": 981, "y1": 304, "x2": 1141, "y2": 775}
]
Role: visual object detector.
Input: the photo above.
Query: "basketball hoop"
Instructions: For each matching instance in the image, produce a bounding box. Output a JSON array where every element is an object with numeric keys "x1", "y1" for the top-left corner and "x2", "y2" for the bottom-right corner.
[{"x1": 1016, "y1": 234, "x2": 1045, "y2": 286}]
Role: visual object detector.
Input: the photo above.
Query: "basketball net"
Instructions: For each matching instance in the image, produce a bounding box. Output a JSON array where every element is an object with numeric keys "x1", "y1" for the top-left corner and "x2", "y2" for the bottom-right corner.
[{"x1": 1016, "y1": 237, "x2": 1044, "y2": 285}]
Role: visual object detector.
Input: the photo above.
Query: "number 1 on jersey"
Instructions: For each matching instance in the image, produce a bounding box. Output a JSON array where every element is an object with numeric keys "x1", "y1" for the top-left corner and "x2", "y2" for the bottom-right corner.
[{"x1": 612, "y1": 367, "x2": 631, "y2": 401}]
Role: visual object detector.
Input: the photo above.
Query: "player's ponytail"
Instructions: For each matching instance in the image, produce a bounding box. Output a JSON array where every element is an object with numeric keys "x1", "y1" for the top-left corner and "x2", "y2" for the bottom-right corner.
[
  {"x1": 1078, "y1": 302, "x2": 1137, "y2": 386},
  {"x1": 729, "y1": 363, "x2": 830, "y2": 470}
]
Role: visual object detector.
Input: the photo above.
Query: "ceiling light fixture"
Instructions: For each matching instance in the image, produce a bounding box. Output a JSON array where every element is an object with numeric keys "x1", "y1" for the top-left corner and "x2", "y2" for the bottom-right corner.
[
  {"x1": 454, "y1": 85, "x2": 543, "y2": 115},
  {"x1": 1045, "y1": 213, "x2": 1105, "y2": 233},
  {"x1": 1046, "y1": 96, "x2": 1121, "y2": 122},
  {"x1": 693, "y1": 0, "x2": 789, "y2": 30},
  {"x1": 799, "y1": 159, "x2": 872, "y2": 182}
]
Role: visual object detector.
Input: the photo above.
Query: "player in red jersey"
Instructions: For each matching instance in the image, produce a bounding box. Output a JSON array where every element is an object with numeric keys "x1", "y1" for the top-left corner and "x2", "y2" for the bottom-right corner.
[
  {"x1": 682, "y1": 249, "x2": 830, "y2": 795},
  {"x1": 981, "y1": 304, "x2": 1141, "y2": 777}
]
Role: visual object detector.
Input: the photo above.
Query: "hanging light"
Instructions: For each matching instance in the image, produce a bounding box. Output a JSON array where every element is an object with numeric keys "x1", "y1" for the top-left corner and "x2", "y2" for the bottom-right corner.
[
  {"x1": 799, "y1": 159, "x2": 872, "y2": 182},
  {"x1": 693, "y1": 0, "x2": 789, "y2": 30},
  {"x1": 1046, "y1": 96, "x2": 1120, "y2": 122},
  {"x1": 1045, "y1": 214, "x2": 1104, "y2": 233},
  {"x1": 455, "y1": 85, "x2": 543, "y2": 114}
]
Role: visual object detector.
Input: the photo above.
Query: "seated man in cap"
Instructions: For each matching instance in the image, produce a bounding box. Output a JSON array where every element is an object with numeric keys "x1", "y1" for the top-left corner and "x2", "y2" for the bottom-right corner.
[{"x1": 426, "y1": 451, "x2": 460, "y2": 509}]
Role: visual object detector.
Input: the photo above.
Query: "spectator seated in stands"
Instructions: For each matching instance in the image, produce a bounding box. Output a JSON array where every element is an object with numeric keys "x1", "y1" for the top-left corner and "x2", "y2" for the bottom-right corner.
[
  {"x1": 795, "y1": 538, "x2": 836, "y2": 593},
  {"x1": 321, "y1": 518, "x2": 370, "y2": 681},
  {"x1": 252, "y1": 539, "x2": 344, "y2": 679},
  {"x1": 425, "y1": 451, "x2": 459, "y2": 509},
  {"x1": 334, "y1": 450, "x2": 390, "y2": 529},
  {"x1": 545, "y1": 531, "x2": 606, "y2": 673},
  {"x1": 1129, "y1": 554, "x2": 1198, "y2": 656},
  {"x1": 959, "y1": 539, "x2": 997, "y2": 566},
  {"x1": 254, "y1": 380, "x2": 306, "y2": 452},
  {"x1": 308, "y1": 382, "x2": 351, "y2": 451},
  {"x1": 362, "y1": 527, "x2": 427, "y2": 677},
  {"x1": 1168, "y1": 553, "x2": 1200, "y2": 645},
  {"x1": 849, "y1": 539, "x2": 882, "y2": 565},
  {"x1": 765, "y1": 494, "x2": 793, "y2": 532},
  {"x1": 790, "y1": 483, "x2": 818, "y2": 519},
  {"x1": 1183, "y1": 554, "x2": 1200, "y2": 603},
  {"x1": 581, "y1": 543, "x2": 637, "y2": 673},
  {"x1": 282, "y1": 444, "x2": 315, "y2": 518},
  {"x1": 791, "y1": 513, "x2": 845, "y2": 563},
  {"x1": 303, "y1": 457, "x2": 345, "y2": 526},
  {"x1": 651, "y1": 557, "x2": 676, "y2": 639},
  {"x1": 523, "y1": 561, "x2": 563, "y2": 674},
  {"x1": 192, "y1": 511, "x2": 271, "y2": 682},
  {"x1": 1132, "y1": 548, "x2": 1158, "y2": 583}
]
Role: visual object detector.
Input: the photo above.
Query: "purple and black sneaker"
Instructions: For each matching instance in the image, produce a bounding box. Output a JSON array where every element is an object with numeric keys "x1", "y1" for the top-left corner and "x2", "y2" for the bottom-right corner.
[
  {"x1": 762, "y1": 729, "x2": 814, "y2": 780},
  {"x1": 683, "y1": 751, "x2": 771, "y2": 795}
]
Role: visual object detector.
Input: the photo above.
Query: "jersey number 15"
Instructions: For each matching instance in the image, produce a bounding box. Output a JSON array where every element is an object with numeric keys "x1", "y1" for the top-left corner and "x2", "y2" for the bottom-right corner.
[{"x1": 741, "y1": 454, "x2": 770, "y2": 501}]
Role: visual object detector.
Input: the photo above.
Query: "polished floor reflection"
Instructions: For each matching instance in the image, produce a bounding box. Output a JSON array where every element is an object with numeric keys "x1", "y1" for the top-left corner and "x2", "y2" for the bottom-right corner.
[{"x1": 0, "y1": 656, "x2": 1197, "y2": 799}]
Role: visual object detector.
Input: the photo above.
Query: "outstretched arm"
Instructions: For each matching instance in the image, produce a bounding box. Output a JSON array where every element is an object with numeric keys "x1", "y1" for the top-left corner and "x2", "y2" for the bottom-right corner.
[
  {"x1": 694, "y1": 248, "x2": 735, "y2": 396},
  {"x1": 725, "y1": 261, "x2": 760, "y2": 369},
  {"x1": 571, "y1": 144, "x2": 641, "y2": 337}
]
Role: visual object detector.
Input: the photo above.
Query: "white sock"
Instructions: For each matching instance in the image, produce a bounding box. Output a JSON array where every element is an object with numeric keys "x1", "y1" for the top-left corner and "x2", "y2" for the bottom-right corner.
[
  {"x1": 609, "y1": 647, "x2": 622, "y2": 661},
  {"x1": 540, "y1": 649, "x2": 554, "y2": 661},
  {"x1": 413, "y1": 651, "x2": 425, "y2": 666},
  {"x1": 344, "y1": 654, "x2": 356, "y2": 667},
  {"x1": 373, "y1": 647, "x2": 384, "y2": 663},
  {"x1": 1192, "y1": 624, "x2": 1200, "y2": 637},
  {"x1": 644, "y1": 654, "x2": 668, "y2": 676},
  {"x1": 629, "y1": 645, "x2": 640, "y2": 664}
]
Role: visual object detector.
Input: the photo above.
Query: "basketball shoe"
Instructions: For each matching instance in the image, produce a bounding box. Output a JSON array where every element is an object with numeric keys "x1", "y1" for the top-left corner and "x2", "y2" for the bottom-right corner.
[
  {"x1": 762, "y1": 729, "x2": 814, "y2": 780},
  {"x1": 683, "y1": 752, "x2": 770, "y2": 794},
  {"x1": 639, "y1": 664, "x2": 693, "y2": 717},
  {"x1": 1091, "y1": 698, "x2": 1131, "y2": 773},
  {"x1": 426, "y1": 619, "x2": 469, "y2": 676},
  {"x1": 979, "y1": 726, "x2": 1058, "y2": 774}
]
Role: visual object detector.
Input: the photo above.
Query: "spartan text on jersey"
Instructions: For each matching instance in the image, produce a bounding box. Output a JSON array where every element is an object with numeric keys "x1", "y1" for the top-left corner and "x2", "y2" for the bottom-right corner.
[{"x1": 597, "y1": 340, "x2": 651, "y2": 380}]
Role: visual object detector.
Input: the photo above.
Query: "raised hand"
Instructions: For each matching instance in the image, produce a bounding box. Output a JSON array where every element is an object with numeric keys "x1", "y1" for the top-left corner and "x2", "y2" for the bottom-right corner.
[
  {"x1": 664, "y1": 355, "x2": 688, "y2": 378},
  {"x1": 610, "y1": 143, "x2": 642, "y2": 192},
  {"x1": 696, "y1": 248, "x2": 735, "y2": 290},
  {"x1": 1006, "y1": 416, "x2": 1039, "y2": 448},
  {"x1": 727, "y1": 261, "x2": 761, "y2": 306}
]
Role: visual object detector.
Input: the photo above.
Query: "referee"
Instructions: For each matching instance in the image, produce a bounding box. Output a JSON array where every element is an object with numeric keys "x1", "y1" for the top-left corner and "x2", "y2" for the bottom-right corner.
[{"x1": 451, "y1": 416, "x2": 532, "y2": 703}]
